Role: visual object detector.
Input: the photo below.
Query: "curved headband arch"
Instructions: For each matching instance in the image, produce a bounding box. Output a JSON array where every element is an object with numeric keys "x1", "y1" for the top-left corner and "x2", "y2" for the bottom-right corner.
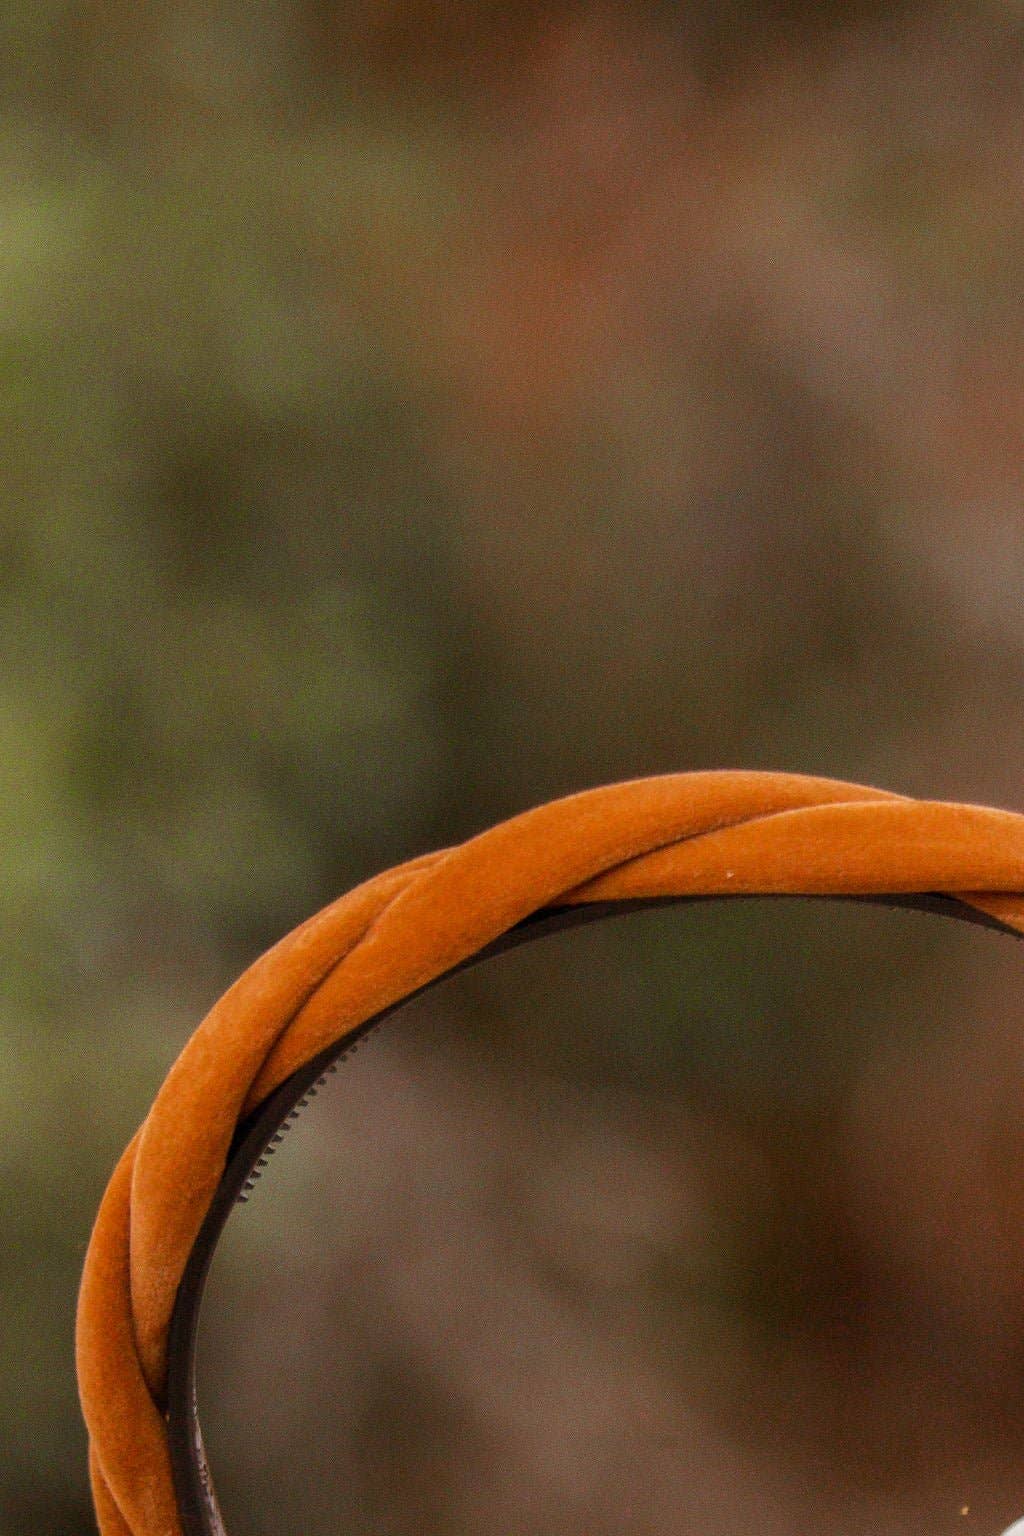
[{"x1": 76, "y1": 771, "x2": 1024, "y2": 1536}]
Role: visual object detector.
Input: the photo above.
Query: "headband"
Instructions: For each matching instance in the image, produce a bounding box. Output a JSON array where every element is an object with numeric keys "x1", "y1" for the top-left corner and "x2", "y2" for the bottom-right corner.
[{"x1": 76, "y1": 770, "x2": 1024, "y2": 1535}]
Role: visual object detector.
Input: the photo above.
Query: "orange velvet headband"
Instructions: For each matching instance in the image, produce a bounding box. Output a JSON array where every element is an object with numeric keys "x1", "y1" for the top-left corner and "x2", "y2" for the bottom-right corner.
[{"x1": 75, "y1": 770, "x2": 1024, "y2": 1536}]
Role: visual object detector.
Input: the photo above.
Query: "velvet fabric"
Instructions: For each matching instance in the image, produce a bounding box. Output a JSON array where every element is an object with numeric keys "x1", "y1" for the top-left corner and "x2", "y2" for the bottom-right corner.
[{"x1": 75, "y1": 771, "x2": 1024, "y2": 1535}]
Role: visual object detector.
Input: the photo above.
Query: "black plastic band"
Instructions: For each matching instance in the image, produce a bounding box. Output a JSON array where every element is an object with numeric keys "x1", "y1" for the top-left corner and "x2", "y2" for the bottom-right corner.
[{"x1": 165, "y1": 892, "x2": 1022, "y2": 1535}]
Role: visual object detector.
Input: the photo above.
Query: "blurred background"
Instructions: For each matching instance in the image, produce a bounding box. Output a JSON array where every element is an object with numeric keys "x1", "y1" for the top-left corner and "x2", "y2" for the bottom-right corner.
[{"x1": 5, "y1": 2, "x2": 1024, "y2": 1532}]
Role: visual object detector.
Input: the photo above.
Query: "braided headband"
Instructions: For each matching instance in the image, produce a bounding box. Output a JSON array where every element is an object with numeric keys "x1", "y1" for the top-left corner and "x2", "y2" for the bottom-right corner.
[{"x1": 76, "y1": 770, "x2": 1024, "y2": 1536}]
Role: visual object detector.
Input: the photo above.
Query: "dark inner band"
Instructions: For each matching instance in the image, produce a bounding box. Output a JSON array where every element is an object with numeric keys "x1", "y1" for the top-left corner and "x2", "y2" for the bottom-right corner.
[{"x1": 165, "y1": 891, "x2": 1024, "y2": 1536}]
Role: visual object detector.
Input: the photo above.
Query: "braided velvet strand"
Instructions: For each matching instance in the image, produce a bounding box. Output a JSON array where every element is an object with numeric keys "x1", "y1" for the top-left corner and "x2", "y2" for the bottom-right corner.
[{"x1": 75, "y1": 770, "x2": 1024, "y2": 1535}]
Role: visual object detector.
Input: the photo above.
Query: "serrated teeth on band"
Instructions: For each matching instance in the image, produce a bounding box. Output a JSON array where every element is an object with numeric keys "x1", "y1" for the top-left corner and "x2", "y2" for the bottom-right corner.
[{"x1": 233, "y1": 1024, "x2": 380, "y2": 1209}]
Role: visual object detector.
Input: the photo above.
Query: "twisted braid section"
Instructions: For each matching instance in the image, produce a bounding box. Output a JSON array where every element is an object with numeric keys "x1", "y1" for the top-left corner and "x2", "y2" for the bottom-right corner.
[{"x1": 76, "y1": 771, "x2": 1024, "y2": 1536}]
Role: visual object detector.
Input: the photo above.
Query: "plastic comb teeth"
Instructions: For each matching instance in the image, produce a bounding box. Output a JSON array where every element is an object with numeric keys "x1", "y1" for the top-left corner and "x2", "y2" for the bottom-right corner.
[{"x1": 234, "y1": 1036, "x2": 370, "y2": 1203}]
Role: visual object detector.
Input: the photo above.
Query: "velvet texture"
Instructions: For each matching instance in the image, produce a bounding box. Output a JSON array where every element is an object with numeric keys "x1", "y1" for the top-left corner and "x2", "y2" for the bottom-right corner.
[{"x1": 75, "y1": 771, "x2": 1024, "y2": 1535}]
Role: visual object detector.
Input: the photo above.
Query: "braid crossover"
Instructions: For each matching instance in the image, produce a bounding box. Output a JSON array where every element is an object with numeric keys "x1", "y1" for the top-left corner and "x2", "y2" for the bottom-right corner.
[{"x1": 75, "y1": 770, "x2": 1024, "y2": 1536}]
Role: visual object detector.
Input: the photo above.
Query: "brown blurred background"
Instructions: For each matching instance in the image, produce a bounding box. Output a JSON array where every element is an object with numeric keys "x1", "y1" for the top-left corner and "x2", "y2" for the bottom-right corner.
[{"x1": 5, "y1": 2, "x2": 1024, "y2": 1532}]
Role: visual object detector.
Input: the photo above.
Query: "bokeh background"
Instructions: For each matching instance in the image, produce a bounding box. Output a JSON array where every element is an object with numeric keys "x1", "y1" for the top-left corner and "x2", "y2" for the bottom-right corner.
[{"x1": 6, "y1": 3, "x2": 1024, "y2": 1533}]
